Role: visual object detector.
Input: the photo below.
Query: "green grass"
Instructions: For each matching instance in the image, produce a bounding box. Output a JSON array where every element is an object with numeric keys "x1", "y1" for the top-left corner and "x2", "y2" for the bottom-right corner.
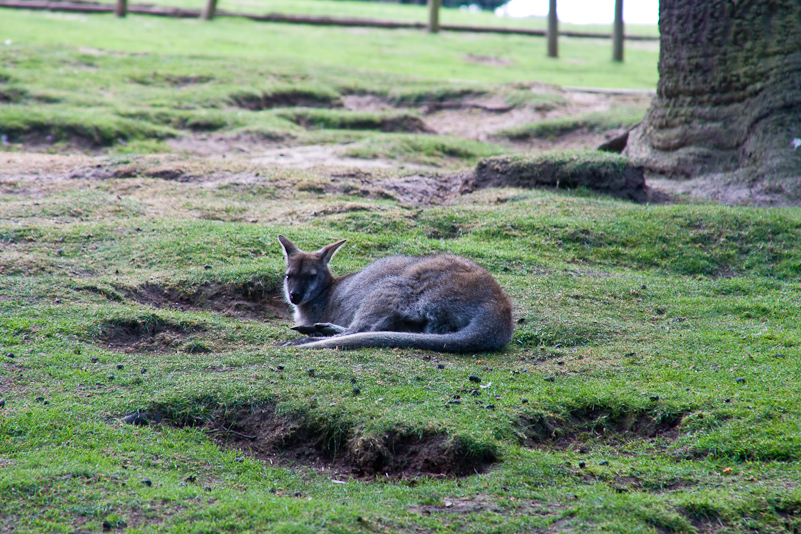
[
  {"x1": 0, "y1": 8, "x2": 658, "y2": 159},
  {"x1": 2, "y1": 160, "x2": 801, "y2": 532},
  {"x1": 4, "y1": 6, "x2": 801, "y2": 534},
  {"x1": 0, "y1": 9, "x2": 658, "y2": 88},
  {"x1": 0, "y1": 105, "x2": 178, "y2": 147}
]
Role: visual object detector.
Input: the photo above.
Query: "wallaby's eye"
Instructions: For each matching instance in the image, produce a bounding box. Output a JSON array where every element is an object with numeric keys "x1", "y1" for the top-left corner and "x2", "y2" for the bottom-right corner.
[{"x1": 285, "y1": 273, "x2": 292, "y2": 279}]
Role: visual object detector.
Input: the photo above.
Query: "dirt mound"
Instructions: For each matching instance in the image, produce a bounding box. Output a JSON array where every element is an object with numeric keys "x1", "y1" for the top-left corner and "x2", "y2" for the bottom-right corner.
[
  {"x1": 343, "y1": 431, "x2": 495, "y2": 478},
  {"x1": 366, "y1": 152, "x2": 671, "y2": 206},
  {"x1": 144, "y1": 403, "x2": 497, "y2": 478},
  {"x1": 119, "y1": 280, "x2": 289, "y2": 321},
  {"x1": 229, "y1": 407, "x2": 497, "y2": 478},
  {"x1": 462, "y1": 152, "x2": 656, "y2": 203},
  {"x1": 518, "y1": 406, "x2": 685, "y2": 449},
  {"x1": 96, "y1": 317, "x2": 199, "y2": 353}
]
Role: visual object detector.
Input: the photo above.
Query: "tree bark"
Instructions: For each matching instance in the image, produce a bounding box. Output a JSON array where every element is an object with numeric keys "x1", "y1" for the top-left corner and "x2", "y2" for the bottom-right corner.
[{"x1": 626, "y1": 0, "x2": 801, "y2": 205}]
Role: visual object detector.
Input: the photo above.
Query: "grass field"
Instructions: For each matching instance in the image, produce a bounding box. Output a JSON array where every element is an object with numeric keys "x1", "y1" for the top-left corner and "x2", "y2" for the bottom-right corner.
[{"x1": 2, "y1": 5, "x2": 801, "y2": 534}]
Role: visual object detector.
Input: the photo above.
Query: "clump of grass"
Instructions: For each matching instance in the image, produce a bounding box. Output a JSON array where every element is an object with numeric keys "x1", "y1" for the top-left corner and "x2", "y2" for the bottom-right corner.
[
  {"x1": 116, "y1": 108, "x2": 243, "y2": 132},
  {"x1": 277, "y1": 108, "x2": 430, "y2": 133},
  {"x1": 474, "y1": 149, "x2": 635, "y2": 193},
  {"x1": 502, "y1": 85, "x2": 567, "y2": 110},
  {"x1": 0, "y1": 105, "x2": 176, "y2": 147},
  {"x1": 344, "y1": 133, "x2": 509, "y2": 167},
  {"x1": 231, "y1": 83, "x2": 343, "y2": 110},
  {"x1": 110, "y1": 139, "x2": 172, "y2": 154},
  {"x1": 497, "y1": 107, "x2": 645, "y2": 140}
]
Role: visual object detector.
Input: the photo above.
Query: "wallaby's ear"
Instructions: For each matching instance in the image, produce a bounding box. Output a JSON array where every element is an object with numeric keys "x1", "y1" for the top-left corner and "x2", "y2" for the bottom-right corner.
[
  {"x1": 319, "y1": 239, "x2": 347, "y2": 265},
  {"x1": 278, "y1": 235, "x2": 300, "y2": 259}
]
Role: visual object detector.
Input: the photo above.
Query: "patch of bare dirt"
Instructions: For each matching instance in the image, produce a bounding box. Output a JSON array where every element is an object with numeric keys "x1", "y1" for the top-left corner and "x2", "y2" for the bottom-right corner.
[
  {"x1": 165, "y1": 132, "x2": 289, "y2": 157},
  {"x1": 518, "y1": 406, "x2": 686, "y2": 449},
  {"x1": 146, "y1": 404, "x2": 497, "y2": 479},
  {"x1": 96, "y1": 318, "x2": 199, "y2": 353},
  {"x1": 129, "y1": 72, "x2": 214, "y2": 87},
  {"x1": 1, "y1": 149, "x2": 667, "y2": 205},
  {"x1": 379, "y1": 174, "x2": 463, "y2": 205},
  {"x1": 118, "y1": 280, "x2": 289, "y2": 321},
  {"x1": 462, "y1": 53, "x2": 514, "y2": 67},
  {"x1": 423, "y1": 89, "x2": 651, "y2": 145},
  {"x1": 295, "y1": 170, "x2": 463, "y2": 205},
  {"x1": 425, "y1": 104, "x2": 541, "y2": 142},
  {"x1": 249, "y1": 144, "x2": 429, "y2": 170},
  {"x1": 342, "y1": 94, "x2": 394, "y2": 112},
  {"x1": 518, "y1": 126, "x2": 637, "y2": 153},
  {"x1": 1, "y1": 87, "x2": 653, "y2": 171},
  {"x1": 408, "y1": 495, "x2": 562, "y2": 520},
  {"x1": 645, "y1": 172, "x2": 801, "y2": 207}
]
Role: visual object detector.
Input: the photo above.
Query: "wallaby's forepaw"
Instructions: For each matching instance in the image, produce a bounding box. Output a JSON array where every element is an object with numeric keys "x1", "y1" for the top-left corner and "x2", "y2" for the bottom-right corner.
[
  {"x1": 290, "y1": 325, "x2": 320, "y2": 335},
  {"x1": 314, "y1": 323, "x2": 347, "y2": 336}
]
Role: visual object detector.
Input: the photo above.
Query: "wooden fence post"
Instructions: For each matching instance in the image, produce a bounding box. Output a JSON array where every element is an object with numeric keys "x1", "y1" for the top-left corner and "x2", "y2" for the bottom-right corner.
[
  {"x1": 612, "y1": 0, "x2": 624, "y2": 61},
  {"x1": 427, "y1": 0, "x2": 440, "y2": 33},
  {"x1": 202, "y1": 0, "x2": 218, "y2": 20},
  {"x1": 547, "y1": 0, "x2": 558, "y2": 57},
  {"x1": 114, "y1": 0, "x2": 127, "y2": 18}
]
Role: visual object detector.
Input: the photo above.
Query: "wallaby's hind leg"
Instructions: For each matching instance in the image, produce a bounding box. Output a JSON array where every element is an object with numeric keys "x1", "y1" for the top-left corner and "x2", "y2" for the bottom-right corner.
[{"x1": 346, "y1": 294, "x2": 421, "y2": 334}]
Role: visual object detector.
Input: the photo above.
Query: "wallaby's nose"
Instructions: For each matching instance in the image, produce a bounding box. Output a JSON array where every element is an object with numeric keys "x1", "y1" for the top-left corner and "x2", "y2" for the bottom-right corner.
[{"x1": 289, "y1": 291, "x2": 302, "y2": 304}]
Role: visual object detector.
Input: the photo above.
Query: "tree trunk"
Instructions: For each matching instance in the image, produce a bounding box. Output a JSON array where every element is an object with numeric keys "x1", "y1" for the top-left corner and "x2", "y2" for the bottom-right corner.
[{"x1": 625, "y1": 0, "x2": 801, "y2": 205}]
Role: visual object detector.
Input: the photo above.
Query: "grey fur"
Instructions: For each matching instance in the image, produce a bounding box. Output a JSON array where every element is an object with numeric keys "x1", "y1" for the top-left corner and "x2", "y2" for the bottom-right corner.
[{"x1": 278, "y1": 235, "x2": 514, "y2": 353}]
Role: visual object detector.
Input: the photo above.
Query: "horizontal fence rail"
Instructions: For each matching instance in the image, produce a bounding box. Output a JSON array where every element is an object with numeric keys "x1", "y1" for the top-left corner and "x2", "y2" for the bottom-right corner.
[{"x1": 0, "y1": 0, "x2": 659, "y2": 40}]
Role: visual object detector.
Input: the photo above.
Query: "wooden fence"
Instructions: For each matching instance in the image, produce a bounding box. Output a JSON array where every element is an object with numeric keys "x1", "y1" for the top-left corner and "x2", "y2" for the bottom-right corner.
[{"x1": 0, "y1": 0, "x2": 650, "y2": 61}]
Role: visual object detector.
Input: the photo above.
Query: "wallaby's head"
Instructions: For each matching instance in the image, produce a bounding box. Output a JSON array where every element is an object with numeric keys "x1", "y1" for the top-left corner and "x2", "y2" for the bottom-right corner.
[{"x1": 278, "y1": 235, "x2": 346, "y2": 306}]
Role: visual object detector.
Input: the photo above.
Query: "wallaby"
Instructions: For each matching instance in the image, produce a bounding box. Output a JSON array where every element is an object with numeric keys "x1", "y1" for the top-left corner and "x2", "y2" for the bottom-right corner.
[{"x1": 277, "y1": 235, "x2": 514, "y2": 352}]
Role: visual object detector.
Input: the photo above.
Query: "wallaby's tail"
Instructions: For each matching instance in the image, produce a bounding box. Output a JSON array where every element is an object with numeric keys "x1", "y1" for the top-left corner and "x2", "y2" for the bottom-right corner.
[{"x1": 294, "y1": 308, "x2": 513, "y2": 353}]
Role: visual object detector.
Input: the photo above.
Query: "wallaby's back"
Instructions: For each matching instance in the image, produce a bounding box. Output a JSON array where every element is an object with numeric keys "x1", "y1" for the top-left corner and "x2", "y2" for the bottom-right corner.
[{"x1": 279, "y1": 236, "x2": 514, "y2": 353}]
